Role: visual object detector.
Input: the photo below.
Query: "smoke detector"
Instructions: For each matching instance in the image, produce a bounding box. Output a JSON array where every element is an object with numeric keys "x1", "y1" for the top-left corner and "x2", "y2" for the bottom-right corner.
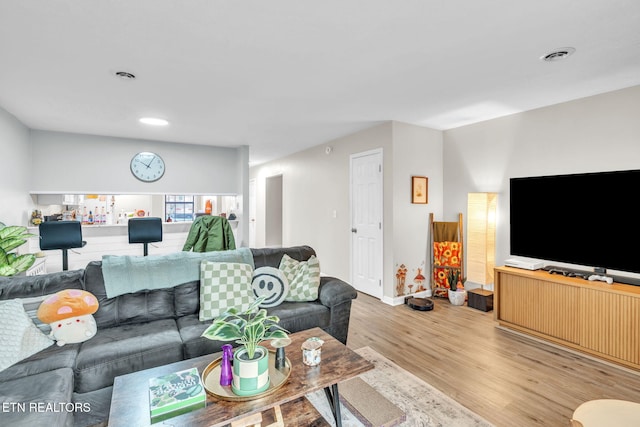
[{"x1": 540, "y1": 47, "x2": 576, "y2": 62}]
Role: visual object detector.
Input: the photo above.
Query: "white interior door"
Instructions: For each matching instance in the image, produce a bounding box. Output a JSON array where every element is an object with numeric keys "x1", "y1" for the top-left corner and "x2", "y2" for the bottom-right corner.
[{"x1": 350, "y1": 149, "x2": 383, "y2": 299}]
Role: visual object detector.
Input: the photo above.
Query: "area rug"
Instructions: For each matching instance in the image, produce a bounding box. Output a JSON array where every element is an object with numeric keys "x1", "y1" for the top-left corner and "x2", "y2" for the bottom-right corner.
[{"x1": 306, "y1": 346, "x2": 495, "y2": 427}]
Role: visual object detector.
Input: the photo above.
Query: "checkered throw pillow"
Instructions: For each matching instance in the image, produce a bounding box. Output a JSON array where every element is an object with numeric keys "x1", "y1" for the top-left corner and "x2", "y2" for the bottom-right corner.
[
  {"x1": 279, "y1": 254, "x2": 321, "y2": 302},
  {"x1": 199, "y1": 261, "x2": 255, "y2": 321}
]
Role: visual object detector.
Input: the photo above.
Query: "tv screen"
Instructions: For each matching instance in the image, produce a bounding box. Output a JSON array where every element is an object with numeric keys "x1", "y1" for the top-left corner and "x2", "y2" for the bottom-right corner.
[{"x1": 510, "y1": 169, "x2": 640, "y2": 274}]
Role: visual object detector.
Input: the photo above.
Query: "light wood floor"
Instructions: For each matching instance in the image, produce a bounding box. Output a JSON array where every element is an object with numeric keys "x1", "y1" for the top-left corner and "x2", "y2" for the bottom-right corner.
[{"x1": 346, "y1": 292, "x2": 640, "y2": 427}]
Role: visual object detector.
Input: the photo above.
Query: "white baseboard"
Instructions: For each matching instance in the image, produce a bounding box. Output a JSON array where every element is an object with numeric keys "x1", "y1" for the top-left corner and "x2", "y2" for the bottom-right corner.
[{"x1": 381, "y1": 290, "x2": 432, "y2": 306}]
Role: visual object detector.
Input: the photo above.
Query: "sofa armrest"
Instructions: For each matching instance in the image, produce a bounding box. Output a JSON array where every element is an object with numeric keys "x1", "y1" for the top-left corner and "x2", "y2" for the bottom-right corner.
[{"x1": 318, "y1": 276, "x2": 357, "y2": 307}]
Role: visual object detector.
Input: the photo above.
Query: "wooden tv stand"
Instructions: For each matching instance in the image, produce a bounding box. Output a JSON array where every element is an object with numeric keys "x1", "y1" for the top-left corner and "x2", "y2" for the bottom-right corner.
[{"x1": 494, "y1": 266, "x2": 640, "y2": 371}]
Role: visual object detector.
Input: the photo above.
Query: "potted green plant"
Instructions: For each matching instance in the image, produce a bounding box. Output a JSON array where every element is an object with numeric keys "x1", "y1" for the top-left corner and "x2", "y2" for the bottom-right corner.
[
  {"x1": 201, "y1": 296, "x2": 288, "y2": 396},
  {"x1": 0, "y1": 222, "x2": 36, "y2": 276},
  {"x1": 447, "y1": 269, "x2": 466, "y2": 306}
]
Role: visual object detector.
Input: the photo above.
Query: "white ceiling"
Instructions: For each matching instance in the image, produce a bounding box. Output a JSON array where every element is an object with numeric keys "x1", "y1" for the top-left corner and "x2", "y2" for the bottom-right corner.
[{"x1": 1, "y1": 1, "x2": 639, "y2": 165}]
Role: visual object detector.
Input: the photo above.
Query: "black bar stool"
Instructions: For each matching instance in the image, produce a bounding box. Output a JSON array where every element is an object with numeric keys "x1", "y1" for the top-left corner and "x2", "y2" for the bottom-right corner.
[
  {"x1": 128, "y1": 217, "x2": 163, "y2": 256},
  {"x1": 39, "y1": 221, "x2": 86, "y2": 271}
]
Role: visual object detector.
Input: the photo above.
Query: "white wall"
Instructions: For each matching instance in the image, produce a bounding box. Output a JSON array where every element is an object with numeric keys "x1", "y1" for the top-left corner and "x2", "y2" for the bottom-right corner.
[
  {"x1": 251, "y1": 121, "x2": 444, "y2": 302},
  {"x1": 1, "y1": 126, "x2": 250, "y2": 242},
  {"x1": 29, "y1": 130, "x2": 245, "y2": 195},
  {"x1": 235, "y1": 145, "x2": 250, "y2": 247},
  {"x1": 0, "y1": 107, "x2": 33, "y2": 226},
  {"x1": 443, "y1": 84, "x2": 640, "y2": 280},
  {"x1": 390, "y1": 122, "x2": 443, "y2": 301},
  {"x1": 251, "y1": 122, "x2": 394, "y2": 288}
]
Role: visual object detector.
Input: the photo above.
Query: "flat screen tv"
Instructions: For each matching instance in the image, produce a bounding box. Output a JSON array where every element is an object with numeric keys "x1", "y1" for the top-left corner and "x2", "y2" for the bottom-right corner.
[{"x1": 510, "y1": 169, "x2": 640, "y2": 275}]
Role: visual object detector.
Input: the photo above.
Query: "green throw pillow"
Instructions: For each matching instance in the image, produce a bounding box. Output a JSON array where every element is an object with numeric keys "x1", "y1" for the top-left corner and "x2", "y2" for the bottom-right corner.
[
  {"x1": 279, "y1": 254, "x2": 321, "y2": 302},
  {"x1": 199, "y1": 261, "x2": 255, "y2": 321}
]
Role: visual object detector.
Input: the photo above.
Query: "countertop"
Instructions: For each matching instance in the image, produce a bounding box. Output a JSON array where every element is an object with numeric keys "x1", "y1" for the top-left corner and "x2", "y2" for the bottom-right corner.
[{"x1": 28, "y1": 221, "x2": 192, "y2": 236}]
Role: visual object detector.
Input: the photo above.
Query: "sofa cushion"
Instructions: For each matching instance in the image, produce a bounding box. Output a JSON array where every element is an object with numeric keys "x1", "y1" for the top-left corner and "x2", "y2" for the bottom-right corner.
[
  {"x1": 72, "y1": 387, "x2": 112, "y2": 427},
  {"x1": 0, "y1": 367, "x2": 75, "y2": 427},
  {"x1": 83, "y1": 261, "x2": 176, "y2": 328},
  {"x1": 174, "y1": 280, "x2": 200, "y2": 317},
  {"x1": 177, "y1": 314, "x2": 229, "y2": 359},
  {"x1": 267, "y1": 301, "x2": 330, "y2": 334},
  {"x1": 279, "y1": 254, "x2": 321, "y2": 302},
  {"x1": 251, "y1": 245, "x2": 316, "y2": 268},
  {"x1": 0, "y1": 342, "x2": 80, "y2": 383},
  {"x1": 0, "y1": 269, "x2": 84, "y2": 300},
  {"x1": 0, "y1": 299, "x2": 54, "y2": 373},
  {"x1": 74, "y1": 318, "x2": 183, "y2": 393},
  {"x1": 199, "y1": 261, "x2": 254, "y2": 321}
]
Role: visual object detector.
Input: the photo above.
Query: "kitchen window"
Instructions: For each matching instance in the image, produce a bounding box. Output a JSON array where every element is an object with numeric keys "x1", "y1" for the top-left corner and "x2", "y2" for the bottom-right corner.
[{"x1": 165, "y1": 195, "x2": 194, "y2": 222}]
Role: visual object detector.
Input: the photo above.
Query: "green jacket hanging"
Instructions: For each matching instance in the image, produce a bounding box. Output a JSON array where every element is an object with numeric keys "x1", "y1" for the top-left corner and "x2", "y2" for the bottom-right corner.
[{"x1": 182, "y1": 215, "x2": 236, "y2": 252}]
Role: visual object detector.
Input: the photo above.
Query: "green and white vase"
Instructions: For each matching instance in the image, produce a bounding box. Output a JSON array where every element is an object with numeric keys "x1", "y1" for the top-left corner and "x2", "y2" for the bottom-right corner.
[{"x1": 231, "y1": 346, "x2": 270, "y2": 396}]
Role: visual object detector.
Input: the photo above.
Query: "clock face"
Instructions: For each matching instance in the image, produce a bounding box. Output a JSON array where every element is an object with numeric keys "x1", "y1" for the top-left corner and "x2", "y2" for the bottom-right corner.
[{"x1": 130, "y1": 152, "x2": 165, "y2": 182}]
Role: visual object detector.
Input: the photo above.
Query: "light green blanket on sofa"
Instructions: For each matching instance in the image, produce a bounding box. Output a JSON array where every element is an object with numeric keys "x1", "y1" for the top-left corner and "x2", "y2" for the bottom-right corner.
[{"x1": 101, "y1": 249, "x2": 255, "y2": 298}]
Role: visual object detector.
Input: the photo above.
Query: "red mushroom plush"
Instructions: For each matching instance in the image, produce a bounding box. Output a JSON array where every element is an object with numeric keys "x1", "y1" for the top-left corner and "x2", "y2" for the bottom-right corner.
[{"x1": 37, "y1": 289, "x2": 99, "y2": 346}]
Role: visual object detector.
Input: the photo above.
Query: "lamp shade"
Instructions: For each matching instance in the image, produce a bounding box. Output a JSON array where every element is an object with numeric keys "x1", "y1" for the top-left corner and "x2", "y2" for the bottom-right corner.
[{"x1": 467, "y1": 193, "x2": 497, "y2": 286}]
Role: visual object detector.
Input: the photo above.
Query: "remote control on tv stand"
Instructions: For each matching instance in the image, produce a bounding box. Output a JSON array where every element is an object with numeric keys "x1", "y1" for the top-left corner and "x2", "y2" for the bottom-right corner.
[
  {"x1": 588, "y1": 274, "x2": 614, "y2": 284},
  {"x1": 546, "y1": 267, "x2": 591, "y2": 279}
]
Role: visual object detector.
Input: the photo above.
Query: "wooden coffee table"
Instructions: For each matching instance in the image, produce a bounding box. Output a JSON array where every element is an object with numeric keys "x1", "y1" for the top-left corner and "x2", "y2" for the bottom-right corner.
[{"x1": 108, "y1": 328, "x2": 374, "y2": 427}]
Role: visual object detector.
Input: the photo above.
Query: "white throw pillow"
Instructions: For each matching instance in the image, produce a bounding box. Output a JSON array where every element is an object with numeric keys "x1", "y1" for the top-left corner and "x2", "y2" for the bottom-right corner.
[
  {"x1": 279, "y1": 254, "x2": 321, "y2": 302},
  {"x1": 199, "y1": 261, "x2": 255, "y2": 321},
  {"x1": 0, "y1": 299, "x2": 53, "y2": 372},
  {"x1": 251, "y1": 267, "x2": 289, "y2": 308}
]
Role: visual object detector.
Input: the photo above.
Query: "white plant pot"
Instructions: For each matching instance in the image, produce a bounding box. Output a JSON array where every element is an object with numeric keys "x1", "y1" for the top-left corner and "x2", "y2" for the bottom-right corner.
[{"x1": 448, "y1": 289, "x2": 466, "y2": 306}]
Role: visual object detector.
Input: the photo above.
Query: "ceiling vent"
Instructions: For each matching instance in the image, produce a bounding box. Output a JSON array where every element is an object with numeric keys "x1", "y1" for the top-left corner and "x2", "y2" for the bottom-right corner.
[{"x1": 541, "y1": 47, "x2": 576, "y2": 62}]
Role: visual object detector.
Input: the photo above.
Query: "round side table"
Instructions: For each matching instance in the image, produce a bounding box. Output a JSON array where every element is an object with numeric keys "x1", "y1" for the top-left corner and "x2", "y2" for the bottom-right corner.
[{"x1": 571, "y1": 399, "x2": 640, "y2": 427}]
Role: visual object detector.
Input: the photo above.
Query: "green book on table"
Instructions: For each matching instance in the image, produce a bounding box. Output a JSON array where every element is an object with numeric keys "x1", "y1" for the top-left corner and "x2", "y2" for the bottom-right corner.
[{"x1": 148, "y1": 367, "x2": 206, "y2": 423}]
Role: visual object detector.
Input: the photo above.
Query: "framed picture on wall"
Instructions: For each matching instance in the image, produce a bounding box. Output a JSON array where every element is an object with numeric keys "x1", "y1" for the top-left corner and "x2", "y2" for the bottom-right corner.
[{"x1": 411, "y1": 176, "x2": 428, "y2": 204}]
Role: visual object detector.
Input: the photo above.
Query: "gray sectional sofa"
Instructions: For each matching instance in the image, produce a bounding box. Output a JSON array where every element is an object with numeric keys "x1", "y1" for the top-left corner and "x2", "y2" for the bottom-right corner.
[{"x1": 0, "y1": 246, "x2": 357, "y2": 427}]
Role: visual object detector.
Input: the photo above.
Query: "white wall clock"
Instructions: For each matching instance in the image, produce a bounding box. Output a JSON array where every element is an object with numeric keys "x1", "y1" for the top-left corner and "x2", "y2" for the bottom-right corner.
[{"x1": 130, "y1": 152, "x2": 165, "y2": 182}]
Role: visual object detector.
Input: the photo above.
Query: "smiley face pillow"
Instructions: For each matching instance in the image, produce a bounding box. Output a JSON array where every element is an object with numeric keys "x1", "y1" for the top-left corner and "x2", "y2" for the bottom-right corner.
[
  {"x1": 37, "y1": 289, "x2": 99, "y2": 346},
  {"x1": 251, "y1": 267, "x2": 289, "y2": 308}
]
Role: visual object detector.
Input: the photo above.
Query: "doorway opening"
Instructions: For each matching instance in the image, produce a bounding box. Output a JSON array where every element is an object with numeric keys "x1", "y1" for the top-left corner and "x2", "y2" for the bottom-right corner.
[{"x1": 265, "y1": 174, "x2": 283, "y2": 247}]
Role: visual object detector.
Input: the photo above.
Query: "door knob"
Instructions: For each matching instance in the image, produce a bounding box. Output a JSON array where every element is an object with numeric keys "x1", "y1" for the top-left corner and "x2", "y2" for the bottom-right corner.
[{"x1": 351, "y1": 228, "x2": 357, "y2": 233}]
